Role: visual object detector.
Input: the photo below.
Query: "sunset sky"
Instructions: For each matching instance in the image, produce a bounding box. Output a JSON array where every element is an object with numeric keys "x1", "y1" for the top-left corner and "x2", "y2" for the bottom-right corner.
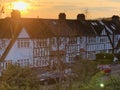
[{"x1": 1, "y1": 0, "x2": 120, "y2": 19}]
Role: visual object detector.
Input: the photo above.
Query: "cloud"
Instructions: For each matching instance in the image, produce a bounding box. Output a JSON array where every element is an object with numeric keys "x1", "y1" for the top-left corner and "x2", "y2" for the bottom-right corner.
[
  {"x1": 88, "y1": 7, "x2": 117, "y2": 11},
  {"x1": 3, "y1": 0, "x2": 120, "y2": 19},
  {"x1": 109, "y1": 0, "x2": 120, "y2": 2}
]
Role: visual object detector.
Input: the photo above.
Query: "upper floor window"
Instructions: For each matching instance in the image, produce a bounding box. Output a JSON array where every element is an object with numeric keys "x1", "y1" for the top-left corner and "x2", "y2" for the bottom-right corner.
[
  {"x1": 100, "y1": 37, "x2": 106, "y2": 42},
  {"x1": 17, "y1": 39, "x2": 30, "y2": 48},
  {"x1": 88, "y1": 37, "x2": 96, "y2": 43},
  {"x1": 36, "y1": 39, "x2": 47, "y2": 47},
  {"x1": 68, "y1": 37, "x2": 77, "y2": 44},
  {"x1": 115, "y1": 36, "x2": 119, "y2": 42},
  {"x1": 80, "y1": 37, "x2": 82, "y2": 43},
  {"x1": 34, "y1": 47, "x2": 49, "y2": 57},
  {"x1": 51, "y1": 38, "x2": 56, "y2": 46}
]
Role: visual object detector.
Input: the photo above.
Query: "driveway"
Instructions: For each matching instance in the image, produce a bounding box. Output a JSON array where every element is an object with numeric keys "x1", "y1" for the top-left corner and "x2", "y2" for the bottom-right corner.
[{"x1": 111, "y1": 64, "x2": 120, "y2": 76}]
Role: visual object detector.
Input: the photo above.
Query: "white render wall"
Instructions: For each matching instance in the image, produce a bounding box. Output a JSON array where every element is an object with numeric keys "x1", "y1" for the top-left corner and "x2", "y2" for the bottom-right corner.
[
  {"x1": 5, "y1": 40, "x2": 33, "y2": 64},
  {"x1": 3, "y1": 35, "x2": 117, "y2": 64},
  {"x1": 5, "y1": 28, "x2": 33, "y2": 65}
]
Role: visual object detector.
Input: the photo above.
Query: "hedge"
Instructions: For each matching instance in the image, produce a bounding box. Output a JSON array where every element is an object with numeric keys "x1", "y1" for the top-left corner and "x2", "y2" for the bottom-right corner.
[{"x1": 96, "y1": 53, "x2": 114, "y2": 64}]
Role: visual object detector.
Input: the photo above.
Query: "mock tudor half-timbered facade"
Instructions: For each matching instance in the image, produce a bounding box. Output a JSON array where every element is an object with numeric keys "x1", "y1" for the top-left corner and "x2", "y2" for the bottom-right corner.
[{"x1": 0, "y1": 10, "x2": 120, "y2": 70}]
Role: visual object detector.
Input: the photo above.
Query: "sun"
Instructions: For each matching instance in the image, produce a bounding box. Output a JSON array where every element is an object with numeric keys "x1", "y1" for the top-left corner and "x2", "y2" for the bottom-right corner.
[{"x1": 12, "y1": 1, "x2": 29, "y2": 11}]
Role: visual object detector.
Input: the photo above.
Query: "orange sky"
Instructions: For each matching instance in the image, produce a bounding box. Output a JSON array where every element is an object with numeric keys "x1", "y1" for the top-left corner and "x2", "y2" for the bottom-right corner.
[{"x1": 1, "y1": 0, "x2": 120, "y2": 19}]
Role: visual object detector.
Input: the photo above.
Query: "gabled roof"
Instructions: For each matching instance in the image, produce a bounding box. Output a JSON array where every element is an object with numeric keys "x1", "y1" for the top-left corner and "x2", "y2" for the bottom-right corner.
[
  {"x1": 0, "y1": 18, "x2": 22, "y2": 61},
  {"x1": 0, "y1": 16, "x2": 120, "y2": 38},
  {"x1": 0, "y1": 18, "x2": 54, "y2": 39},
  {"x1": 42, "y1": 19, "x2": 74, "y2": 37},
  {"x1": 88, "y1": 19, "x2": 120, "y2": 36},
  {"x1": 0, "y1": 18, "x2": 12, "y2": 38},
  {"x1": 103, "y1": 20, "x2": 120, "y2": 34},
  {"x1": 20, "y1": 18, "x2": 54, "y2": 38},
  {"x1": 66, "y1": 20, "x2": 96, "y2": 36},
  {"x1": 88, "y1": 20, "x2": 104, "y2": 36}
]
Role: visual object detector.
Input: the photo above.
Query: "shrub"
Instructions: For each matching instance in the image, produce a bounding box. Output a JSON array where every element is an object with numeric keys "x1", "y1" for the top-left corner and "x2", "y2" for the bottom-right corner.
[{"x1": 96, "y1": 53, "x2": 114, "y2": 64}]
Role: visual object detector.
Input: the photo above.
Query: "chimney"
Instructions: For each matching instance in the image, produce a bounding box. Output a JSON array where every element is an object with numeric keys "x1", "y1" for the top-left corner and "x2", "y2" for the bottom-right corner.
[
  {"x1": 112, "y1": 15, "x2": 119, "y2": 24},
  {"x1": 59, "y1": 13, "x2": 66, "y2": 20},
  {"x1": 77, "y1": 14, "x2": 85, "y2": 21},
  {"x1": 11, "y1": 10, "x2": 21, "y2": 19}
]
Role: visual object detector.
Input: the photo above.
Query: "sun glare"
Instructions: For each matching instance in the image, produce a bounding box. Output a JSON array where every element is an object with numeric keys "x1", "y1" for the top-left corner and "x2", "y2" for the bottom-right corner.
[{"x1": 12, "y1": 1, "x2": 29, "y2": 11}]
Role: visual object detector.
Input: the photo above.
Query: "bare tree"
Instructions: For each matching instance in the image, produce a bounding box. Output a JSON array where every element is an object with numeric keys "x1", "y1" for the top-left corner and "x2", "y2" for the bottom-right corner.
[
  {"x1": 0, "y1": 3, "x2": 5, "y2": 17},
  {"x1": 79, "y1": 8, "x2": 90, "y2": 19}
]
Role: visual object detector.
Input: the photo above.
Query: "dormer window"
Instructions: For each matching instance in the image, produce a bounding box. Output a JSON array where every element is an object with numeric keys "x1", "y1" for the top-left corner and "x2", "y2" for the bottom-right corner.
[
  {"x1": 111, "y1": 25, "x2": 116, "y2": 30},
  {"x1": 91, "y1": 22, "x2": 98, "y2": 26}
]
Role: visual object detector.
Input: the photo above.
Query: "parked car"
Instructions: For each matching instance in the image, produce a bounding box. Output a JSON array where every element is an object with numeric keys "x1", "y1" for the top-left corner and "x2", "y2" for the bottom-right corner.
[
  {"x1": 39, "y1": 72, "x2": 67, "y2": 85},
  {"x1": 98, "y1": 64, "x2": 111, "y2": 74}
]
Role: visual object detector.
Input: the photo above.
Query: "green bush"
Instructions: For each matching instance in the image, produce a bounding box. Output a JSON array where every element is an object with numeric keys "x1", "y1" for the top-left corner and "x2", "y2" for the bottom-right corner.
[
  {"x1": 0, "y1": 64, "x2": 40, "y2": 90},
  {"x1": 96, "y1": 53, "x2": 114, "y2": 64},
  {"x1": 97, "y1": 59, "x2": 112, "y2": 64},
  {"x1": 81, "y1": 72, "x2": 120, "y2": 90}
]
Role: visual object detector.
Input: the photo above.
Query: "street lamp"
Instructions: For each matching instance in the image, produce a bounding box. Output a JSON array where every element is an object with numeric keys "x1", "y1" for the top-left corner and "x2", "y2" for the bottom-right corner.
[{"x1": 100, "y1": 83, "x2": 104, "y2": 88}]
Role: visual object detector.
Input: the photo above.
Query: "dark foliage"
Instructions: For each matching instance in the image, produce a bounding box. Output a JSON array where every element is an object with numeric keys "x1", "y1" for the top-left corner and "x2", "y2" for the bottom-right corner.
[{"x1": 0, "y1": 64, "x2": 40, "y2": 90}]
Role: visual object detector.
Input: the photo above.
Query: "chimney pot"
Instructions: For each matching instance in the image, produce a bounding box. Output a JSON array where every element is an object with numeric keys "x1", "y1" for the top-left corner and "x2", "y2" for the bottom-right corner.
[
  {"x1": 59, "y1": 13, "x2": 66, "y2": 20},
  {"x1": 11, "y1": 10, "x2": 21, "y2": 19},
  {"x1": 112, "y1": 15, "x2": 119, "y2": 23},
  {"x1": 77, "y1": 14, "x2": 85, "y2": 21}
]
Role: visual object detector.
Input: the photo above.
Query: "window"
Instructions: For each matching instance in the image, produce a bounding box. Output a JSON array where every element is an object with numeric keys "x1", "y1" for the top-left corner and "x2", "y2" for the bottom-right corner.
[
  {"x1": 115, "y1": 36, "x2": 119, "y2": 41},
  {"x1": 21, "y1": 40, "x2": 24, "y2": 47},
  {"x1": 80, "y1": 37, "x2": 82, "y2": 43},
  {"x1": 36, "y1": 39, "x2": 47, "y2": 47},
  {"x1": 33, "y1": 56, "x2": 48, "y2": 67},
  {"x1": 36, "y1": 41, "x2": 39, "y2": 47},
  {"x1": 43, "y1": 39, "x2": 47, "y2": 46},
  {"x1": 17, "y1": 59, "x2": 29, "y2": 67},
  {"x1": 69, "y1": 37, "x2": 77, "y2": 44},
  {"x1": 17, "y1": 40, "x2": 20, "y2": 48},
  {"x1": 69, "y1": 57, "x2": 74, "y2": 62},
  {"x1": 51, "y1": 38, "x2": 56, "y2": 46},
  {"x1": 88, "y1": 37, "x2": 96, "y2": 43},
  {"x1": 34, "y1": 47, "x2": 49, "y2": 57},
  {"x1": 100, "y1": 37, "x2": 106, "y2": 42},
  {"x1": 45, "y1": 60, "x2": 48, "y2": 65},
  {"x1": 17, "y1": 39, "x2": 30, "y2": 48}
]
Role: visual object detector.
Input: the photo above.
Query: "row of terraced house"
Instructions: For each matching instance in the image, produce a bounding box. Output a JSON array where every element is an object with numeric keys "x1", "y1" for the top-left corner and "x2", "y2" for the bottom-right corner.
[{"x1": 0, "y1": 10, "x2": 120, "y2": 71}]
